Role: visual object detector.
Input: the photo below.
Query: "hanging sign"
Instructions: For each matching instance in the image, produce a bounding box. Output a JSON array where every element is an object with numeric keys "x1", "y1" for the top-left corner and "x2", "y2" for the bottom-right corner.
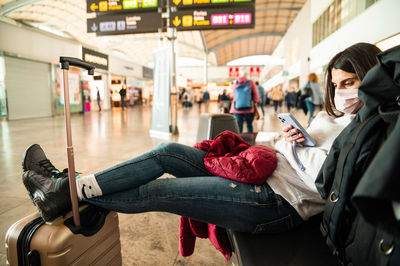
[
  {"x1": 229, "y1": 67, "x2": 239, "y2": 78},
  {"x1": 87, "y1": 0, "x2": 159, "y2": 13},
  {"x1": 87, "y1": 12, "x2": 162, "y2": 35},
  {"x1": 249, "y1": 66, "x2": 260, "y2": 78},
  {"x1": 169, "y1": 0, "x2": 254, "y2": 9},
  {"x1": 142, "y1": 66, "x2": 153, "y2": 79},
  {"x1": 82, "y1": 48, "x2": 109, "y2": 70},
  {"x1": 170, "y1": 6, "x2": 255, "y2": 31},
  {"x1": 187, "y1": 79, "x2": 192, "y2": 88}
]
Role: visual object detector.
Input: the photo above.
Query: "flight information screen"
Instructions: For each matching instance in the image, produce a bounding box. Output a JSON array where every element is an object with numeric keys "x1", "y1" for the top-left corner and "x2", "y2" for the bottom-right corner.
[
  {"x1": 87, "y1": 12, "x2": 162, "y2": 35},
  {"x1": 169, "y1": 0, "x2": 254, "y2": 8},
  {"x1": 170, "y1": 6, "x2": 254, "y2": 31},
  {"x1": 87, "y1": 0, "x2": 159, "y2": 13}
]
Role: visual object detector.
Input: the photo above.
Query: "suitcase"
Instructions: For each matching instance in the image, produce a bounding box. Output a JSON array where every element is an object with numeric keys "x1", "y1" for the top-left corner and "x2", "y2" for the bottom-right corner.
[
  {"x1": 5, "y1": 57, "x2": 122, "y2": 266},
  {"x1": 5, "y1": 207, "x2": 122, "y2": 265}
]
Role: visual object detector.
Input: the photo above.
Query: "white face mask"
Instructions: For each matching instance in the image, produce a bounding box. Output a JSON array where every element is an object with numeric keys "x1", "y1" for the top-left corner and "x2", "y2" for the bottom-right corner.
[{"x1": 334, "y1": 89, "x2": 360, "y2": 114}]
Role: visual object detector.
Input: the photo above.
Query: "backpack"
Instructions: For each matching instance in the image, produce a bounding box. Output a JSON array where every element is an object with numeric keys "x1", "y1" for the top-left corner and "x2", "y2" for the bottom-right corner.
[
  {"x1": 303, "y1": 82, "x2": 313, "y2": 97},
  {"x1": 296, "y1": 89, "x2": 308, "y2": 115},
  {"x1": 234, "y1": 81, "x2": 252, "y2": 110},
  {"x1": 315, "y1": 45, "x2": 400, "y2": 266}
]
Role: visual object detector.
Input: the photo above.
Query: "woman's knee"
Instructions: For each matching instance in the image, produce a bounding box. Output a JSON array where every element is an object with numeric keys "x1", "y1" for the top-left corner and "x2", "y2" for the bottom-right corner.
[
  {"x1": 155, "y1": 142, "x2": 174, "y2": 151},
  {"x1": 155, "y1": 142, "x2": 183, "y2": 153}
]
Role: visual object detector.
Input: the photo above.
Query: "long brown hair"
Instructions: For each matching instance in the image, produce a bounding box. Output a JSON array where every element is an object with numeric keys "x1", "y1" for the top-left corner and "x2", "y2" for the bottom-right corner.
[
  {"x1": 308, "y1": 73, "x2": 319, "y2": 83},
  {"x1": 324, "y1": 43, "x2": 381, "y2": 117}
]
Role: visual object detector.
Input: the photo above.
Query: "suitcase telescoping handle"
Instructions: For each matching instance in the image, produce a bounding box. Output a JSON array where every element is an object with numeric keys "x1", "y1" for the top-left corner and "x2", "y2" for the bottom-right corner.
[
  {"x1": 60, "y1": 57, "x2": 95, "y2": 74},
  {"x1": 60, "y1": 57, "x2": 95, "y2": 227}
]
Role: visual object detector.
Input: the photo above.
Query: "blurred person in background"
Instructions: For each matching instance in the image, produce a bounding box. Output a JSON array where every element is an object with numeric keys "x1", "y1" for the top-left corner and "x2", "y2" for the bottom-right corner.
[
  {"x1": 230, "y1": 67, "x2": 259, "y2": 133},
  {"x1": 301, "y1": 73, "x2": 323, "y2": 124},
  {"x1": 255, "y1": 81, "x2": 265, "y2": 118},
  {"x1": 119, "y1": 83, "x2": 127, "y2": 110},
  {"x1": 271, "y1": 84, "x2": 283, "y2": 113}
]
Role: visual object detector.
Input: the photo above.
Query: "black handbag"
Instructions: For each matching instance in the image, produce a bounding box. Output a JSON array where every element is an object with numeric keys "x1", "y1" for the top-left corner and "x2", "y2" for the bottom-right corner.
[{"x1": 303, "y1": 82, "x2": 312, "y2": 97}]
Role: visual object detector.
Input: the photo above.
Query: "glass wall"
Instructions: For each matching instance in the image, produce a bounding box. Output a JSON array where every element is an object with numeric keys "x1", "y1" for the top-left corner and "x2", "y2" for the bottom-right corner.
[{"x1": 312, "y1": 0, "x2": 381, "y2": 46}]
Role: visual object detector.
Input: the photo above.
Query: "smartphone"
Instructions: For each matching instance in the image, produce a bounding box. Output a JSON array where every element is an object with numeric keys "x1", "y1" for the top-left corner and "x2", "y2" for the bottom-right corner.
[{"x1": 277, "y1": 113, "x2": 316, "y2": 147}]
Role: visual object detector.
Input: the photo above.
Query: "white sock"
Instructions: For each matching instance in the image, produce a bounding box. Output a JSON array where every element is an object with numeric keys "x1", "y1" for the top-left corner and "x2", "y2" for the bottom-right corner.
[{"x1": 76, "y1": 174, "x2": 103, "y2": 200}]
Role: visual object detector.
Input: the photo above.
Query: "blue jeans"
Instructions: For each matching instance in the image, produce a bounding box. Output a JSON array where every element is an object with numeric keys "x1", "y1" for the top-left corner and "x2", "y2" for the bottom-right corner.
[
  {"x1": 257, "y1": 102, "x2": 265, "y2": 116},
  {"x1": 85, "y1": 142, "x2": 303, "y2": 233},
  {"x1": 233, "y1": 113, "x2": 255, "y2": 133},
  {"x1": 121, "y1": 97, "x2": 126, "y2": 110},
  {"x1": 304, "y1": 98, "x2": 315, "y2": 122},
  {"x1": 273, "y1": 100, "x2": 280, "y2": 112}
]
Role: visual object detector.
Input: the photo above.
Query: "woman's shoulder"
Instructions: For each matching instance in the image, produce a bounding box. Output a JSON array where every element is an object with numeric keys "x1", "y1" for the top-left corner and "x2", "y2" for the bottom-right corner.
[
  {"x1": 313, "y1": 111, "x2": 329, "y2": 121},
  {"x1": 309, "y1": 111, "x2": 337, "y2": 128},
  {"x1": 334, "y1": 113, "x2": 356, "y2": 125}
]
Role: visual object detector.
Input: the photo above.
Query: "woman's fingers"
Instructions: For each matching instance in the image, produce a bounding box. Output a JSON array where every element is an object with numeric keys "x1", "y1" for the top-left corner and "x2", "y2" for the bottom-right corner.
[
  {"x1": 284, "y1": 126, "x2": 296, "y2": 142},
  {"x1": 295, "y1": 136, "x2": 306, "y2": 143},
  {"x1": 282, "y1": 124, "x2": 293, "y2": 133},
  {"x1": 291, "y1": 131, "x2": 305, "y2": 143},
  {"x1": 285, "y1": 128, "x2": 306, "y2": 144},
  {"x1": 288, "y1": 128, "x2": 298, "y2": 136},
  {"x1": 283, "y1": 125, "x2": 307, "y2": 144}
]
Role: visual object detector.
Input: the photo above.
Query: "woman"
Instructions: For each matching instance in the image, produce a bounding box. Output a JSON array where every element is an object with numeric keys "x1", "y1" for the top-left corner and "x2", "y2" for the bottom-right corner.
[
  {"x1": 302, "y1": 73, "x2": 323, "y2": 124},
  {"x1": 22, "y1": 43, "x2": 381, "y2": 236},
  {"x1": 271, "y1": 84, "x2": 283, "y2": 113},
  {"x1": 276, "y1": 43, "x2": 381, "y2": 220}
]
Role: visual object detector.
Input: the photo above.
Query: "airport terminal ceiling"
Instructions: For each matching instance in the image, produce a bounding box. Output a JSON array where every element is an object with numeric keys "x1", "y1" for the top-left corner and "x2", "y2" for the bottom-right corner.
[{"x1": 0, "y1": 0, "x2": 306, "y2": 66}]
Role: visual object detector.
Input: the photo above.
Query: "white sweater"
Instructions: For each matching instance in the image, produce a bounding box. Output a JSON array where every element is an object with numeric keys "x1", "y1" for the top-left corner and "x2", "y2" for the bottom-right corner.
[{"x1": 267, "y1": 111, "x2": 355, "y2": 219}]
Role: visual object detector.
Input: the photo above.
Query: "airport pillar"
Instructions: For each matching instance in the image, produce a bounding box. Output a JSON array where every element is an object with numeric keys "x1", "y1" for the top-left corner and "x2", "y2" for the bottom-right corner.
[
  {"x1": 168, "y1": 23, "x2": 178, "y2": 135},
  {"x1": 204, "y1": 51, "x2": 208, "y2": 85}
]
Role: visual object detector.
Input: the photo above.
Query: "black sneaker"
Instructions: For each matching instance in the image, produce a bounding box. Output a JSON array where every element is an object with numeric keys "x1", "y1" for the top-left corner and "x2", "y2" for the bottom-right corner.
[
  {"x1": 22, "y1": 170, "x2": 71, "y2": 222},
  {"x1": 22, "y1": 144, "x2": 67, "y2": 179}
]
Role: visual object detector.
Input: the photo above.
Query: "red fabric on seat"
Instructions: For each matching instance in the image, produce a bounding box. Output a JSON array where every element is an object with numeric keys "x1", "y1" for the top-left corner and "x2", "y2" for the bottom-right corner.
[{"x1": 179, "y1": 217, "x2": 231, "y2": 260}]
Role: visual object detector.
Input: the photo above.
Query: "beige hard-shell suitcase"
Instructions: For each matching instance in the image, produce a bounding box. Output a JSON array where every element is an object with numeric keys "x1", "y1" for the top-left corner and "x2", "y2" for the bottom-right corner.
[
  {"x1": 5, "y1": 57, "x2": 122, "y2": 265},
  {"x1": 5, "y1": 208, "x2": 122, "y2": 265}
]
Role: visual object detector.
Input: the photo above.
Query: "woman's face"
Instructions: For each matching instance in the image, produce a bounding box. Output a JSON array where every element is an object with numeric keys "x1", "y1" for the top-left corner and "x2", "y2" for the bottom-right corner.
[
  {"x1": 331, "y1": 67, "x2": 363, "y2": 114},
  {"x1": 331, "y1": 68, "x2": 361, "y2": 90}
]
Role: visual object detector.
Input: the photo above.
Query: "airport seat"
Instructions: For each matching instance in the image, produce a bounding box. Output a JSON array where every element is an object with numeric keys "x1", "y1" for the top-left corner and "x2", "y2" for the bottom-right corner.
[
  {"x1": 228, "y1": 214, "x2": 337, "y2": 266},
  {"x1": 196, "y1": 113, "x2": 240, "y2": 142},
  {"x1": 196, "y1": 114, "x2": 337, "y2": 266}
]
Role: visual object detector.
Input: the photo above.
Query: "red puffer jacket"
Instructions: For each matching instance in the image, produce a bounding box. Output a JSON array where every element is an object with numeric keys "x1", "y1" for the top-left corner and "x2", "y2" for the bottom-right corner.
[{"x1": 194, "y1": 130, "x2": 278, "y2": 185}]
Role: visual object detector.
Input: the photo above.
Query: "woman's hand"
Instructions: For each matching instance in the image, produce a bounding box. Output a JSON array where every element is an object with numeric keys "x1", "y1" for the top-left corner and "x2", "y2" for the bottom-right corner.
[{"x1": 283, "y1": 125, "x2": 306, "y2": 144}]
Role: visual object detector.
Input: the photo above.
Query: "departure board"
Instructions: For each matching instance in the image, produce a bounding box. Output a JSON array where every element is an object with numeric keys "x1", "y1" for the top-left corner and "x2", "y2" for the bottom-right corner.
[
  {"x1": 169, "y1": 0, "x2": 254, "y2": 8},
  {"x1": 170, "y1": 6, "x2": 254, "y2": 31},
  {"x1": 87, "y1": 12, "x2": 162, "y2": 35},
  {"x1": 87, "y1": 0, "x2": 159, "y2": 13}
]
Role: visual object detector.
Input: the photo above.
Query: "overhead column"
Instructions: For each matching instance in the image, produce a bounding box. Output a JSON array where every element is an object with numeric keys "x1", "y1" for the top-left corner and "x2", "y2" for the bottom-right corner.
[{"x1": 200, "y1": 32, "x2": 208, "y2": 85}]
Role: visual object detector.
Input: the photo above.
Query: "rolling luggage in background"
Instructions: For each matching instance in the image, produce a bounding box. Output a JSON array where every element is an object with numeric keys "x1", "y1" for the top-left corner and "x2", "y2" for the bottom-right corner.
[{"x1": 5, "y1": 57, "x2": 122, "y2": 265}]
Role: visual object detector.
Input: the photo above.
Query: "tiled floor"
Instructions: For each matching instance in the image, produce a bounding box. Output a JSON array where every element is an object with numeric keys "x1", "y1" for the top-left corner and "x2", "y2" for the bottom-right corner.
[{"x1": 0, "y1": 101, "x2": 307, "y2": 265}]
